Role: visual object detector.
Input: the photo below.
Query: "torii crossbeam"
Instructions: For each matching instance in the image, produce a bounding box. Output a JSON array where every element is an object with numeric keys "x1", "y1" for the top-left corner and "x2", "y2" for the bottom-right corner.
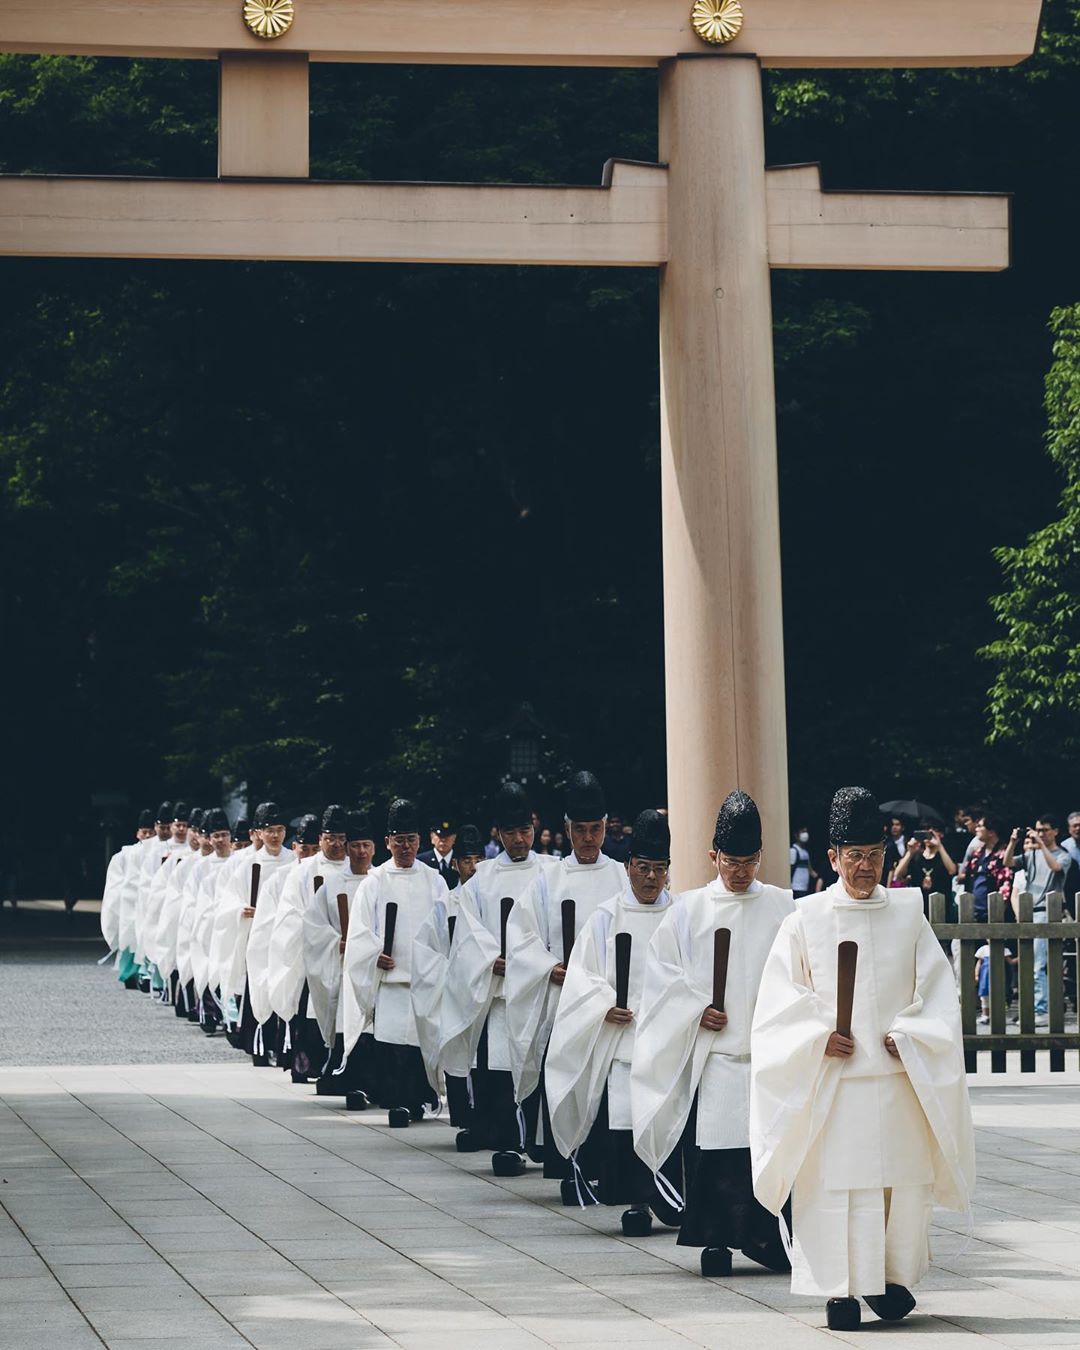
[{"x1": 0, "y1": 1, "x2": 1040, "y2": 886}]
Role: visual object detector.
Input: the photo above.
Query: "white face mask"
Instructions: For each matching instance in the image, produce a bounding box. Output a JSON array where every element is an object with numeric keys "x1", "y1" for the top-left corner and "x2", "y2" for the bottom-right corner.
[{"x1": 797, "y1": 832, "x2": 809, "y2": 845}]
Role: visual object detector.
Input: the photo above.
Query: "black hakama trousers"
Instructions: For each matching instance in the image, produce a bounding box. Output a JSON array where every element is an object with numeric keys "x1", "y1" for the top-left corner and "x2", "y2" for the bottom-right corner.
[{"x1": 676, "y1": 1096, "x2": 789, "y2": 1264}]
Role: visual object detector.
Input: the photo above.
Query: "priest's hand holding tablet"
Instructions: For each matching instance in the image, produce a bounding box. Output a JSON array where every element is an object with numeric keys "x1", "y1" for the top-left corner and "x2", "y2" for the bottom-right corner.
[
  {"x1": 884, "y1": 1033, "x2": 900, "y2": 1057},
  {"x1": 241, "y1": 906, "x2": 256, "y2": 919},
  {"x1": 377, "y1": 953, "x2": 395, "y2": 971},
  {"x1": 605, "y1": 1006, "x2": 634, "y2": 1025},
  {"x1": 825, "y1": 1032, "x2": 854, "y2": 1057},
  {"x1": 492, "y1": 957, "x2": 506, "y2": 976},
  {"x1": 550, "y1": 962, "x2": 567, "y2": 985},
  {"x1": 699, "y1": 1007, "x2": 728, "y2": 1031}
]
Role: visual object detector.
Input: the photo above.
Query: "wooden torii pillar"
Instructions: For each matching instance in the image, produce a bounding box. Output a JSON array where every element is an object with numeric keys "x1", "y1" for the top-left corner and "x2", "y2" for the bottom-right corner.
[{"x1": 0, "y1": 0, "x2": 1038, "y2": 886}]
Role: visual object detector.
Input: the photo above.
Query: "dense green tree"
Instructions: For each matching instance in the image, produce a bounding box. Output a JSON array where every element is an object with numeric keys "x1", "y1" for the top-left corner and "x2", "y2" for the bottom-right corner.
[
  {"x1": 2, "y1": 3, "x2": 1080, "y2": 891},
  {"x1": 982, "y1": 304, "x2": 1080, "y2": 757}
]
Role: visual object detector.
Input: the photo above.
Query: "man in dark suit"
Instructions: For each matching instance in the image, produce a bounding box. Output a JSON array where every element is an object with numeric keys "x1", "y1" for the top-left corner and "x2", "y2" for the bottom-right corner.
[{"x1": 419, "y1": 818, "x2": 459, "y2": 890}]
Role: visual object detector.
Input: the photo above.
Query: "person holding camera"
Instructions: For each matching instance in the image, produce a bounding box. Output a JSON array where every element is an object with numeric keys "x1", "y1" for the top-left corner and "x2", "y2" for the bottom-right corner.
[
  {"x1": 892, "y1": 827, "x2": 957, "y2": 926},
  {"x1": 1004, "y1": 816, "x2": 1069, "y2": 1027}
]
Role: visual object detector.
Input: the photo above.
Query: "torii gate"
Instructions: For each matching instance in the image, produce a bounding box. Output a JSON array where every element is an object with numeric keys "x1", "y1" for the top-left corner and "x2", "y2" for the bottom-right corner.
[{"x1": 0, "y1": 0, "x2": 1040, "y2": 886}]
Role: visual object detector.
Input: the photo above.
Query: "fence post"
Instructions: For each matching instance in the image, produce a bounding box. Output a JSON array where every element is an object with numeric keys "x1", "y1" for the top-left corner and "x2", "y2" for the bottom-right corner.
[
  {"x1": 1016, "y1": 890, "x2": 1035, "y2": 1073},
  {"x1": 958, "y1": 892, "x2": 978, "y2": 1074},
  {"x1": 988, "y1": 892, "x2": 1007, "y2": 1073},
  {"x1": 1048, "y1": 890, "x2": 1065, "y2": 1072}
]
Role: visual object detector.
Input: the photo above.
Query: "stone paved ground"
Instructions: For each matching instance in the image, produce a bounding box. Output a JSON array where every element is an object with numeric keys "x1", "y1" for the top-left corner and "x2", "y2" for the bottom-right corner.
[
  {"x1": 3, "y1": 909, "x2": 1080, "y2": 1349},
  {"x1": 3, "y1": 1060, "x2": 1080, "y2": 1350}
]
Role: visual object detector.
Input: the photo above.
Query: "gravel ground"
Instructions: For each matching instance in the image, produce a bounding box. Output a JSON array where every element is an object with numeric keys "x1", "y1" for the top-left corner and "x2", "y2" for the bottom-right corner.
[{"x1": 0, "y1": 900, "x2": 241, "y2": 1066}]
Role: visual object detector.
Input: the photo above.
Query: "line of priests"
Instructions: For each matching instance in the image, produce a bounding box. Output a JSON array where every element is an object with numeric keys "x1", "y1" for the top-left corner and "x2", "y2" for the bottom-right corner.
[{"x1": 102, "y1": 781, "x2": 973, "y2": 1327}]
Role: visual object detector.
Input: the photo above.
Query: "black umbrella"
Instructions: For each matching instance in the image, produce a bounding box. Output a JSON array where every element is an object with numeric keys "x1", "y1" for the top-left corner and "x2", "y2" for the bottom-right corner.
[{"x1": 879, "y1": 798, "x2": 944, "y2": 826}]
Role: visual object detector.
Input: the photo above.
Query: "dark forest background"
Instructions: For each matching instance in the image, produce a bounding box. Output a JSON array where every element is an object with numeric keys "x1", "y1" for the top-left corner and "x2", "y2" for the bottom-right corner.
[{"x1": 2, "y1": 3, "x2": 1080, "y2": 894}]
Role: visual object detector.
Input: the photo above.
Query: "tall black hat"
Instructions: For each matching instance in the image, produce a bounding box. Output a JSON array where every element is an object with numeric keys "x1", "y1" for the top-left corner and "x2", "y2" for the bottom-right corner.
[
  {"x1": 713, "y1": 790, "x2": 762, "y2": 855},
  {"x1": 320, "y1": 804, "x2": 347, "y2": 835},
  {"x1": 828, "y1": 787, "x2": 885, "y2": 846},
  {"x1": 189, "y1": 808, "x2": 205, "y2": 832},
  {"x1": 630, "y1": 809, "x2": 671, "y2": 862},
  {"x1": 456, "y1": 823, "x2": 485, "y2": 858},
  {"x1": 156, "y1": 800, "x2": 174, "y2": 823},
  {"x1": 173, "y1": 801, "x2": 191, "y2": 823},
  {"x1": 387, "y1": 798, "x2": 421, "y2": 835},
  {"x1": 233, "y1": 817, "x2": 251, "y2": 843},
  {"x1": 295, "y1": 813, "x2": 320, "y2": 845},
  {"x1": 254, "y1": 800, "x2": 285, "y2": 829},
  {"x1": 202, "y1": 807, "x2": 230, "y2": 835},
  {"x1": 137, "y1": 807, "x2": 155, "y2": 830},
  {"x1": 565, "y1": 770, "x2": 606, "y2": 823},
  {"x1": 345, "y1": 807, "x2": 376, "y2": 842},
  {"x1": 493, "y1": 781, "x2": 531, "y2": 830}
]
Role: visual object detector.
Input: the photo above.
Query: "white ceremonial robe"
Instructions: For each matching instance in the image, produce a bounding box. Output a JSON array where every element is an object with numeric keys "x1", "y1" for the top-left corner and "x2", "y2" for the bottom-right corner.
[
  {"x1": 341, "y1": 860, "x2": 448, "y2": 1056},
  {"x1": 267, "y1": 852, "x2": 347, "y2": 1023},
  {"x1": 246, "y1": 861, "x2": 297, "y2": 1027},
  {"x1": 412, "y1": 892, "x2": 458, "y2": 1095},
  {"x1": 117, "y1": 834, "x2": 164, "y2": 957},
  {"x1": 211, "y1": 846, "x2": 294, "y2": 1003},
  {"x1": 632, "y1": 879, "x2": 795, "y2": 1176},
  {"x1": 148, "y1": 848, "x2": 203, "y2": 979},
  {"x1": 189, "y1": 852, "x2": 235, "y2": 996},
  {"x1": 132, "y1": 836, "x2": 186, "y2": 964},
  {"x1": 303, "y1": 867, "x2": 370, "y2": 1047},
  {"x1": 505, "y1": 851, "x2": 625, "y2": 1103},
  {"x1": 440, "y1": 850, "x2": 554, "y2": 1079},
  {"x1": 101, "y1": 842, "x2": 142, "y2": 953},
  {"x1": 547, "y1": 884, "x2": 674, "y2": 1159},
  {"x1": 175, "y1": 852, "x2": 215, "y2": 989},
  {"x1": 750, "y1": 883, "x2": 975, "y2": 1298}
]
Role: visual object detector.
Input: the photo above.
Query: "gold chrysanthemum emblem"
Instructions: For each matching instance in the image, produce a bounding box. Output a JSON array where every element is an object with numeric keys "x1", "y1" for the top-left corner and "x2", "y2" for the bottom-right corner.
[
  {"x1": 242, "y1": 0, "x2": 295, "y2": 39},
  {"x1": 690, "y1": 0, "x2": 744, "y2": 44}
]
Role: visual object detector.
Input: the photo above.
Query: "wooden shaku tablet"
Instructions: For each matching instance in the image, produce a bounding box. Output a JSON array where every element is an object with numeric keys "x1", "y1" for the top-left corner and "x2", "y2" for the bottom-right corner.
[
  {"x1": 500, "y1": 896, "x2": 513, "y2": 960},
  {"x1": 336, "y1": 893, "x2": 349, "y2": 944},
  {"x1": 712, "y1": 927, "x2": 731, "y2": 1011},
  {"x1": 249, "y1": 861, "x2": 261, "y2": 910},
  {"x1": 836, "y1": 940, "x2": 858, "y2": 1039},
  {"x1": 615, "y1": 931, "x2": 632, "y2": 1010},
  {"x1": 382, "y1": 900, "x2": 398, "y2": 958},
  {"x1": 561, "y1": 897, "x2": 575, "y2": 967}
]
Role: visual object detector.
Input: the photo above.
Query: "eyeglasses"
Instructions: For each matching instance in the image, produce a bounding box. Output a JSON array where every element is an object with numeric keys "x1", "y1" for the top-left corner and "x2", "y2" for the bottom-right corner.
[
  {"x1": 629, "y1": 860, "x2": 669, "y2": 879},
  {"x1": 718, "y1": 853, "x2": 761, "y2": 871},
  {"x1": 389, "y1": 833, "x2": 420, "y2": 845},
  {"x1": 838, "y1": 847, "x2": 886, "y2": 866}
]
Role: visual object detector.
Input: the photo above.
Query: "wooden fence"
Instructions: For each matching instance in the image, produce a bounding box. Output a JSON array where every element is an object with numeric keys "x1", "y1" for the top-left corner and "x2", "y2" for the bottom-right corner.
[{"x1": 929, "y1": 889, "x2": 1079, "y2": 1072}]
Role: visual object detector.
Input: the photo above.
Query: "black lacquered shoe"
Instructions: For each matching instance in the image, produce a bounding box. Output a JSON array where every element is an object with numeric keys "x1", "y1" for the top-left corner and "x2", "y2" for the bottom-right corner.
[
  {"x1": 700, "y1": 1247, "x2": 732, "y2": 1277},
  {"x1": 863, "y1": 1285, "x2": 915, "y2": 1322},
  {"x1": 387, "y1": 1106, "x2": 411, "y2": 1128},
  {"x1": 345, "y1": 1091, "x2": 369, "y2": 1111},
  {"x1": 492, "y1": 1150, "x2": 526, "y2": 1177},
  {"x1": 826, "y1": 1298, "x2": 861, "y2": 1331},
  {"x1": 455, "y1": 1129, "x2": 482, "y2": 1152},
  {"x1": 620, "y1": 1208, "x2": 653, "y2": 1237}
]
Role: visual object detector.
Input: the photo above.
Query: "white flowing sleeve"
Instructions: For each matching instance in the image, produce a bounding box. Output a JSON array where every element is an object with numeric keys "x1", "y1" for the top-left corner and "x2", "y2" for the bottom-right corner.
[
  {"x1": 412, "y1": 899, "x2": 452, "y2": 1095},
  {"x1": 630, "y1": 904, "x2": 713, "y2": 1175},
  {"x1": 341, "y1": 877, "x2": 383, "y2": 1056},
  {"x1": 505, "y1": 877, "x2": 559, "y2": 1102},
  {"x1": 890, "y1": 918, "x2": 976, "y2": 1211},
  {"x1": 439, "y1": 880, "x2": 499, "y2": 1078},
  {"x1": 267, "y1": 868, "x2": 309, "y2": 1022},
  {"x1": 749, "y1": 913, "x2": 840, "y2": 1215},
  {"x1": 304, "y1": 881, "x2": 346, "y2": 1047},
  {"x1": 209, "y1": 865, "x2": 248, "y2": 1002},
  {"x1": 546, "y1": 908, "x2": 620, "y2": 1158},
  {"x1": 100, "y1": 852, "x2": 125, "y2": 952}
]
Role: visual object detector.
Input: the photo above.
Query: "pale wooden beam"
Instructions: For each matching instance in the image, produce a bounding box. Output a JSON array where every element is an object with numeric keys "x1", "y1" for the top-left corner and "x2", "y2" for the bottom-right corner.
[
  {"x1": 219, "y1": 52, "x2": 309, "y2": 179},
  {"x1": 0, "y1": 162, "x2": 668, "y2": 266},
  {"x1": 0, "y1": 162, "x2": 1012, "y2": 271},
  {"x1": 765, "y1": 163, "x2": 1010, "y2": 271},
  {"x1": 0, "y1": 0, "x2": 1042, "y2": 69}
]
